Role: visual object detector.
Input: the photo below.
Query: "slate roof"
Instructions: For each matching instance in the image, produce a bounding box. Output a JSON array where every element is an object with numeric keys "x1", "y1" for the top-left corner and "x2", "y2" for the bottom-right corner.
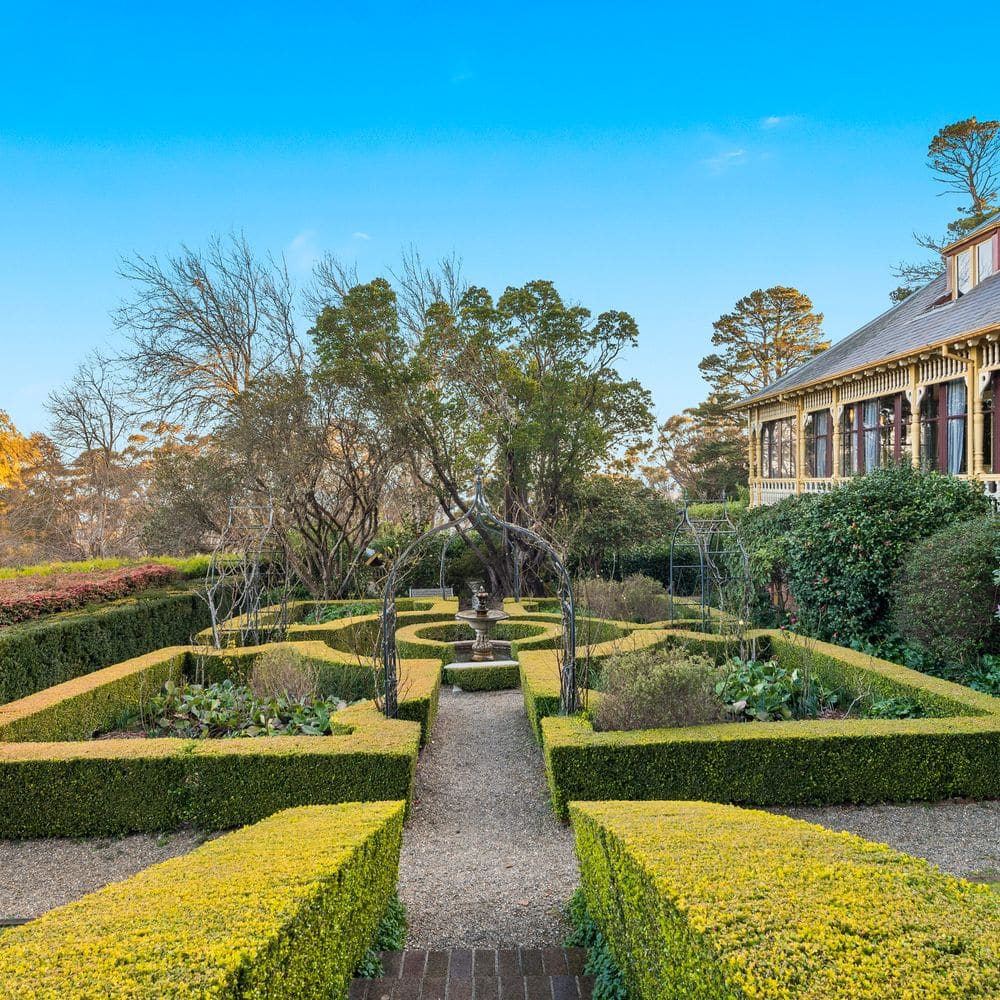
[{"x1": 739, "y1": 268, "x2": 1000, "y2": 406}]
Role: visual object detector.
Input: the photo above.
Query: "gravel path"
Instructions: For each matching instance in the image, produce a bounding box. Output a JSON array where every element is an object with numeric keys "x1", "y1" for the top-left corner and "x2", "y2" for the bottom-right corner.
[
  {"x1": 398, "y1": 688, "x2": 579, "y2": 949},
  {"x1": 0, "y1": 831, "x2": 207, "y2": 920},
  {"x1": 774, "y1": 801, "x2": 1000, "y2": 879}
]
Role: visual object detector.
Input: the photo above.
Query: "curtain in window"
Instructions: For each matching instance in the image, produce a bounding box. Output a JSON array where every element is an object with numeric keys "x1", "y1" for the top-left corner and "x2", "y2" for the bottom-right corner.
[
  {"x1": 815, "y1": 411, "x2": 829, "y2": 476},
  {"x1": 863, "y1": 400, "x2": 879, "y2": 471},
  {"x1": 947, "y1": 380, "x2": 967, "y2": 475}
]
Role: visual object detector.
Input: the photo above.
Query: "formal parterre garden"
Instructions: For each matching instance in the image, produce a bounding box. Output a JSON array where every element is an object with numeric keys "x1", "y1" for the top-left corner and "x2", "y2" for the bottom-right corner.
[{"x1": 1, "y1": 509, "x2": 1000, "y2": 996}]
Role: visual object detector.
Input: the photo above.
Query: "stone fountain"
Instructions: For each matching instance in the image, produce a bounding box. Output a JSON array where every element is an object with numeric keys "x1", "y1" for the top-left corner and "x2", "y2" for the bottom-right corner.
[{"x1": 454, "y1": 585, "x2": 510, "y2": 662}]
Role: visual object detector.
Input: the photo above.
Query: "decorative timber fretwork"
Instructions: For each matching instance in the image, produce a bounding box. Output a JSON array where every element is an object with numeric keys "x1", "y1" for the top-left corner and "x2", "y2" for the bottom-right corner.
[
  {"x1": 802, "y1": 387, "x2": 833, "y2": 411},
  {"x1": 757, "y1": 399, "x2": 797, "y2": 422},
  {"x1": 838, "y1": 366, "x2": 909, "y2": 403},
  {"x1": 919, "y1": 350, "x2": 970, "y2": 385},
  {"x1": 980, "y1": 339, "x2": 1000, "y2": 371}
]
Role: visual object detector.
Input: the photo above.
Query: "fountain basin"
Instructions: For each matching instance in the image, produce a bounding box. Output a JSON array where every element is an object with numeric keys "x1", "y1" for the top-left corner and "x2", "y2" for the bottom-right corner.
[{"x1": 454, "y1": 606, "x2": 510, "y2": 662}]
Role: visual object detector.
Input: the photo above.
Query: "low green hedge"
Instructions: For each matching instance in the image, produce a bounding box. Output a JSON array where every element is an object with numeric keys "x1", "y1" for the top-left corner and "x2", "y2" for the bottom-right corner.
[
  {"x1": 572, "y1": 799, "x2": 1000, "y2": 999},
  {"x1": 0, "y1": 590, "x2": 211, "y2": 705},
  {"x1": 0, "y1": 647, "x2": 188, "y2": 743},
  {"x1": 0, "y1": 638, "x2": 431, "y2": 836},
  {"x1": 540, "y1": 629, "x2": 1000, "y2": 818},
  {"x1": 0, "y1": 801, "x2": 405, "y2": 999},
  {"x1": 0, "y1": 703, "x2": 419, "y2": 837},
  {"x1": 443, "y1": 662, "x2": 521, "y2": 691}
]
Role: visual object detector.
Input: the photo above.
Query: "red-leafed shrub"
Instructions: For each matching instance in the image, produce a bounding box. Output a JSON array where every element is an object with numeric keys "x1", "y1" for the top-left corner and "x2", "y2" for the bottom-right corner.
[{"x1": 0, "y1": 564, "x2": 180, "y2": 626}]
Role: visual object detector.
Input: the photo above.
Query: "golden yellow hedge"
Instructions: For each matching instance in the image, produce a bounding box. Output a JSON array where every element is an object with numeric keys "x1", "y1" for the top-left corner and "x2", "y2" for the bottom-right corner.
[
  {"x1": 0, "y1": 800, "x2": 406, "y2": 999},
  {"x1": 572, "y1": 799, "x2": 1000, "y2": 999}
]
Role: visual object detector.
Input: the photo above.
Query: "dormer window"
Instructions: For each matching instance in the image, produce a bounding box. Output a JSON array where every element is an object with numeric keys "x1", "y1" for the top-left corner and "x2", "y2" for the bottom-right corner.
[
  {"x1": 957, "y1": 249, "x2": 973, "y2": 295},
  {"x1": 952, "y1": 234, "x2": 998, "y2": 297},
  {"x1": 978, "y1": 239, "x2": 996, "y2": 283}
]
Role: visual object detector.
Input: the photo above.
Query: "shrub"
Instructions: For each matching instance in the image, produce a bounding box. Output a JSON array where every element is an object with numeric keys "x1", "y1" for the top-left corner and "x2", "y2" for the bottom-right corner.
[
  {"x1": 894, "y1": 515, "x2": 1000, "y2": 666},
  {"x1": 571, "y1": 799, "x2": 1000, "y2": 1000},
  {"x1": 786, "y1": 464, "x2": 990, "y2": 644},
  {"x1": 0, "y1": 591, "x2": 212, "y2": 704},
  {"x1": 736, "y1": 493, "x2": 804, "y2": 621},
  {"x1": 249, "y1": 644, "x2": 319, "y2": 701},
  {"x1": 576, "y1": 574, "x2": 670, "y2": 623},
  {"x1": 0, "y1": 554, "x2": 209, "y2": 581},
  {"x1": 443, "y1": 663, "x2": 521, "y2": 691},
  {"x1": 0, "y1": 802, "x2": 406, "y2": 1000},
  {"x1": 594, "y1": 648, "x2": 720, "y2": 731}
]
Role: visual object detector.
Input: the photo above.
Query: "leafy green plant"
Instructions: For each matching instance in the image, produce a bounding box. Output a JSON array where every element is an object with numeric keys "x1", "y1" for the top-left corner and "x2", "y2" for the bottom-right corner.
[
  {"x1": 716, "y1": 658, "x2": 838, "y2": 721},
  {"x1": 354, "y1": 894, "x2": 408, "y2": 977},
  {"x1": 565, "y1": 888, "x2": 628, "y2": 1000},
  {"x1": 302, "y1": 601, "x2": 380, "y2": 625},
  {"x1": 863, "y1": 696, "x2": 926, "y2": 719},
  {"x1": 146, "y1": 679, "x2": 344, "y2": 738},
  {"x1": 594, "y1": 648, "x2": 721, "y2": 731}
]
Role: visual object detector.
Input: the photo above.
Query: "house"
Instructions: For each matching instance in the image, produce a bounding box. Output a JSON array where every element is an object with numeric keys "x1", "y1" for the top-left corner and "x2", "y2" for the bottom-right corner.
[{"x1": 738, "y1": 212, "x2": 1000, "y2": 505}]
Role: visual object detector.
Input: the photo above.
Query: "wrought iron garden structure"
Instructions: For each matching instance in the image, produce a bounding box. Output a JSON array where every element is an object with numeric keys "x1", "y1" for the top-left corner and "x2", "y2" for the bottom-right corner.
[{"x1": 378, "y1": 469, "x2": 577, "y2": 716}]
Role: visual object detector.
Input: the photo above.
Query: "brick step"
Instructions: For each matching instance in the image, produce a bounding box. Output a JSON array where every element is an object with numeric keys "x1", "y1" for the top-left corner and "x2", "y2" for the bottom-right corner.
[{"x1": 351, "y1": 947, "x2": 593, "y2": 1000}]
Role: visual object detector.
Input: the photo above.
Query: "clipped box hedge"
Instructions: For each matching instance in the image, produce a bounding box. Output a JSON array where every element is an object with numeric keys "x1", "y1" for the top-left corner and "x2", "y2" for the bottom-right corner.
[
  {"x1": 0, "y1": 589, "x2": 211, "y2": 705},
  {"x1": 0, "y1": 643, "x2": 426, "y2": 836},
  {"x1": 572, "y1": 800, "x2": 1000, "y2": 999},
  {"x1": 0, "y1": 801, "x2": 405, "y2": 1000},
  {"x1": 539, "y1": 629, "x2": 1000, "y2": 818},
  {"x1": 443, "y1": 662, "x2": 521, "y2": 691}
]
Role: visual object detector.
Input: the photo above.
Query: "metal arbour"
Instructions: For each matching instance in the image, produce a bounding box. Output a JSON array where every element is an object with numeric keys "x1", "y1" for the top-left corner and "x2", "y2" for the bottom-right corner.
[
  {"x1": 379, "y1": 470, "x2": 577, "y2": 717},
  {"x1": 668, "y1": 496, "x2": 748, "y2": 632}
]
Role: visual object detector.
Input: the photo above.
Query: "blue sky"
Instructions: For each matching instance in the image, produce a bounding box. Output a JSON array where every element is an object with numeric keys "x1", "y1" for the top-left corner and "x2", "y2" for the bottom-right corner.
[{"x1": 0, "y1": 0, "x2": 986, "y2": 433}]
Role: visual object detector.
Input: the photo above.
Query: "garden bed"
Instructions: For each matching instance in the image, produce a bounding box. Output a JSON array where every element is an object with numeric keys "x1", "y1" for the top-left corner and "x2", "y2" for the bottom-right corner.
[
  {"x1": 0, "y1": 641, "x2": 436, "y2": 836},
  {"x1": 521, "y1": 627, "x2": 1000, "y2": 817}
]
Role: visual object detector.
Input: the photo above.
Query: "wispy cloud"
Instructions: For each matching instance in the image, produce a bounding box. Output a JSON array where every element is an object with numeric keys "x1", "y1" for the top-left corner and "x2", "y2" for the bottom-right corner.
[
  {"x1": 760, "y1": 115, "x2": 797, "y2": 129},
  {"x1": 286, "y1": 229, "x2": 320, "y2": 270},
  {"x1": 352, "y1": 231, "x2": 371, "y2": 241},
  {"x1": 702, "y1": 148, "x2": 747, "y2": 175},
  {"x1": 450, "y1": 68, "x2": 474, "y2": 84}
]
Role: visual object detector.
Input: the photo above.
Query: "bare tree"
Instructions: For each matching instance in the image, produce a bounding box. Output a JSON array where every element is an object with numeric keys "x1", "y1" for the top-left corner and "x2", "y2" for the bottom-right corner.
[
  {"x1": 115, "y1": 233, "x2": 303, "y2": 425},
  {"x1": 224, "y1": 370, "x2": 400, "y2": 598},
  {"x1": 45, "y1": 355, "x2": 144, "y2": 557}
]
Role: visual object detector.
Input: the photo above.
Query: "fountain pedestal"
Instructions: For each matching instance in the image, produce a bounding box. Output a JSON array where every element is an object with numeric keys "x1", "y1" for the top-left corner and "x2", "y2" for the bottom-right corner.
[{"x1": 454, "y1": 588, "x2": 510, "y2": 662}]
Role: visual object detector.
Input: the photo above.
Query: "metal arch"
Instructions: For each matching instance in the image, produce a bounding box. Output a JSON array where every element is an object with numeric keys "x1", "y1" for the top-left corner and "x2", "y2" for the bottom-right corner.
[
  {"x1": 438, "y1": 527, "x2": 456, "y2": 599},
  {"x1": 379, "y1": 469, "x2": 578, "y2": 717},
  {"x1": 668, "y1": 498, "x2": 708, "y2": 630},
  {"x1": 668, "y1": 494, "x2": 751, "y2": 636}
]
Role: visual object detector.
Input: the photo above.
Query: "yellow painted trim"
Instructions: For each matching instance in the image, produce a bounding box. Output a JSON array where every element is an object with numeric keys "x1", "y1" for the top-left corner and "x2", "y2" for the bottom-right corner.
[{"x1": 731, "y1": 324, "x2": 1000, "y2": 413}]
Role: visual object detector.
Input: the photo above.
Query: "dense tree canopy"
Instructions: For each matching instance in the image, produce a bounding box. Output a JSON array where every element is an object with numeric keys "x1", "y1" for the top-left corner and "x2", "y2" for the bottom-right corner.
[{"x1": 311, "y1": 267, "x2": 654, "y2": 591}]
